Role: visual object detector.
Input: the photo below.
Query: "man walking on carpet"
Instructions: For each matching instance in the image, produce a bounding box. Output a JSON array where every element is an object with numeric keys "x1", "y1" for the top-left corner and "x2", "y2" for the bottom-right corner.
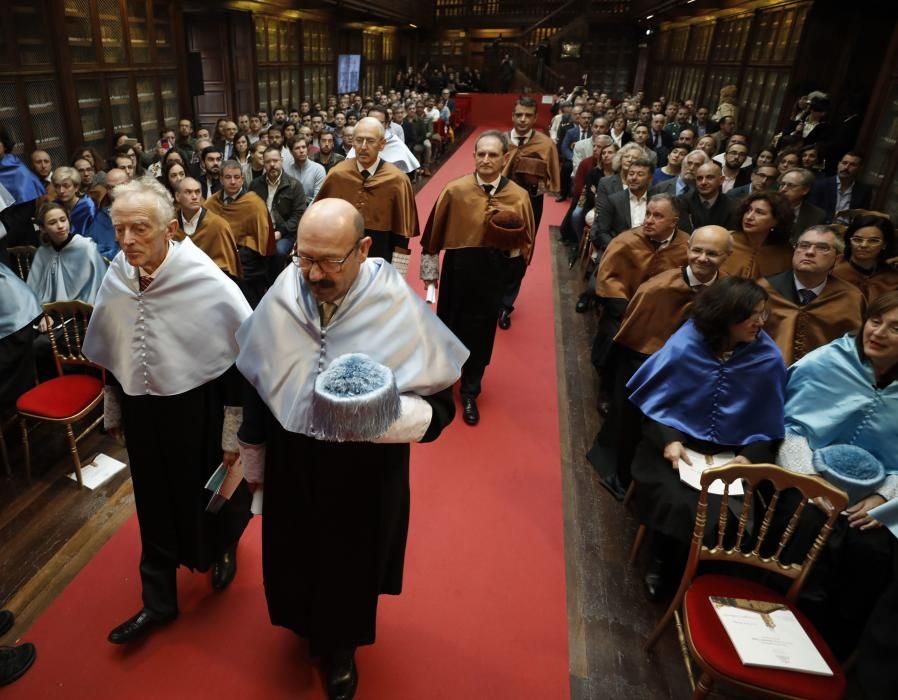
[
  {"x1": 236, "y1": 198, "x2": 468, "y2": 700},
  {"x1": 420, "y1": 130, "x2": 534, "y2": 426},
  {"x1": 83, "y1": 177, "x2": 253, "y2": 645}
]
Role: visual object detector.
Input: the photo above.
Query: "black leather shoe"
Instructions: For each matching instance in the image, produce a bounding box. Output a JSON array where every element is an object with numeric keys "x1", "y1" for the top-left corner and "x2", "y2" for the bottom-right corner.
[
  {"x1": 462, "y1": 396, "x2": 480, "y2": 426},
  {"x1": 107, "y1": 609, "x2": 177, "y2": 644},
  {"x1": 0, "y1": 611, "x2": 13, "y2": 638},
  {"x1": 498, "y1": 309, "x2": 511, "y2": 330},
  {"x1": 575, "y1": 294, "x2": 592, "y2": 313},
  {"x1": 643, "y1": 557, "x2": 666, "y2": 602},
  {"x1": 599, "y1": 474, "x2": 627, "y2": 502},
  {"x1": 326, "y1": 648, "x2": 358, "y2": 700},
  {"x1": 0, "y1": 643, "x2": 36, "y2": 686},
  {"x1": 211, "y1": 545, "x2": 238, "y2": 591}
]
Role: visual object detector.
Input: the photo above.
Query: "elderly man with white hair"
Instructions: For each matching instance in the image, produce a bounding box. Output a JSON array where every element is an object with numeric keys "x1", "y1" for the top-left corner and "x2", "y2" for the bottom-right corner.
[{"x1": 83, "y1": 176, "x2": 253, "y2": 646}]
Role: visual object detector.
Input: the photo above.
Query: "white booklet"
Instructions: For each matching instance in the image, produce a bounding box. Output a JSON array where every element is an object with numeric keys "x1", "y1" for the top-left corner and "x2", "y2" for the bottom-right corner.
[
  {"x1": 678, "y1": 448, "x2": 743, "y2": 496},
  {"x1": 869, "y1": 499, "x2": 898, "y2": 539},
  {"x1": 710, "y1": 597, "x2": 833, "y2": 676}
]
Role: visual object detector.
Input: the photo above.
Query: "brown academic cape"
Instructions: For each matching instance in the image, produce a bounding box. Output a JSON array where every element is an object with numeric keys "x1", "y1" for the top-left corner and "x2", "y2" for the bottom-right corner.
[
  {"x1": 503, "y1": 131, "x2": 561, "y2": 194},
  {"x1": 760, "y1": 271, "x2": 865, "y2": 365},
  {"x1": 595, "y1": 227, "x2": 689, "y2": 300},
  {"x1": 204, "y1": 190, "x2": 275, "y2": 256},
  {"x1": 833, "y1": 260, "x2": 898, "y2": 304},
  {"x1": 614, "y1": 266, "x2": 713, "y2": 355},
  {"x1": 720, "y1": 229, "x2": 793, "y2": 279},
  {"x1": 174, "y1": 208, "x2": 242, "y2": 278},
  {"x1": 315, "y1": 158, "x2": 419, "y2": 239},
  {"x1": 421, "y1": 175, "x2": 535, "y2": 260}
]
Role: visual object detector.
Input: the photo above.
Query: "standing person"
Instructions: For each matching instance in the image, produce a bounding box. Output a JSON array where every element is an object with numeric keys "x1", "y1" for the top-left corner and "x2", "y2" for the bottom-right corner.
[
  {"x1": 499, "y1": 96, "x2": 560, "y2": 329},
  {"x1": 315, "y1": 117, "x2": 419, "y2": 276},
  {"x1": 420, "y1": 130, "x2": 534, "y2": 425},
  {"x1": 236, "y1": 198, "x2": 467, "y2": 700},
  {"x1": 204, "y1": 161, "x2": 275, "y2": 307},
  {"x1": 82, "y1": 177, "x2": 252, "y2": 644}
]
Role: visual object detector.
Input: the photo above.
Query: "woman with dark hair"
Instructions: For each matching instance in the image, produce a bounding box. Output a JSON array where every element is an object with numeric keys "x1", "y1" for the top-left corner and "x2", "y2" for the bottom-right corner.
[
  {"x1": 233, "y1": 131, "x2": 252, "y2": 182},
  {"x1": 833, "y1": 215, "x2": 898, "y2": 303},
  {"x1": 776, "y1": 146, "x2": 801, "y2": 175},
  {"x1": 777, "y1": 290, "x2": 898, "y2": 660},
  {"x1": 755, "y1": 148, "x2": 775, "y2": 168},
  {"x1": 628, "y1": 276, "x2": 787, "y2": 599},
  {"x1": 160, "y1": 159, "x2": 187, "y2": 196},
  {"x1": 249, "y1": 141, "x2": 266, "y2": 181},
  {"x1": 721, "y1": 190, "x2": 795, "y2": 278}
]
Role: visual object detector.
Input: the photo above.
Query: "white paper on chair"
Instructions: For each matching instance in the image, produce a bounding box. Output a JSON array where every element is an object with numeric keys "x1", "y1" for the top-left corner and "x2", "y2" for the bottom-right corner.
[
  {"x1": 67, "y1": 453, "x2": 128, "y2": 489},
  {"x1": 710, "y1": 597, "x2": 833, "y2": 676},
  {"x1": 869, "y1": 499, "x2": 898, "y2": 539},
  {"x1": 678, "y1": 448, "x2": 743, "y2": 496}
]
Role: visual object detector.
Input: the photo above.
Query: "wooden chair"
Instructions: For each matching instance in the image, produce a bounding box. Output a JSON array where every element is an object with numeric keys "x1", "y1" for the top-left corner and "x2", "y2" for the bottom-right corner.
[
  {"x1": 7, "y1": 245, "x2": 36, "y2": 281},
  {"x1": 645, "y1": 463, "x2": 848, "y2": 700},
  {"x1": 15, "y1": 301, "x2": 104, "y2": 487}
]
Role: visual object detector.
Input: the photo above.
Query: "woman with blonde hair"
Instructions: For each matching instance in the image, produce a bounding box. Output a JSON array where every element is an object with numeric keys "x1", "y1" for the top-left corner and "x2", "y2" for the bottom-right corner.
[
  {"x1": 52, "y1": 166, "x2": 96, "y2": 235},
  {"x1": 711, "y1": 84, "x2": 739, "y2": 124}
]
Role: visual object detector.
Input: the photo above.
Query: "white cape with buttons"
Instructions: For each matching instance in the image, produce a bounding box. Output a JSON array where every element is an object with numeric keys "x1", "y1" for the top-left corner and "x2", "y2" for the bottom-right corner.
[
  {"x1": 235, "y1": 257, "x2": 469, "y2": 436},
  {"x1": 83, "y1": 237, "x2": 252, "y2": 396}
]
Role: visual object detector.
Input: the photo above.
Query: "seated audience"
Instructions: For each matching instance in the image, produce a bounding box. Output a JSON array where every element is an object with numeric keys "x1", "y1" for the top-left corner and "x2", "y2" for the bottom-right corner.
[
  {"x1": 173, "y1": 177, "x2": 241, "y2": 280},
  {"x1": 593, "y1": 156, "x2": 654, "y2": 249},
  {"x1": 832, "y1": 214, "x2": 898, "y2": 303},
  {"x1": 778, "y1": 167, "x2": 826, "y2": 238},
  {"x1": 726, "y1": 162, "x2": 779, "y2": 202},
  {"x1": 52, "y1": 166, "x2": 96, "y2": 235},
  {"x1": 720, "y1": 190, "x2": 794, "y2": 279},
  {"x1": 676, "y1": 161, "x2": 739, "y2": 233},
  {"x1": 84, "y1": 167, "x2": 128, "y2": 259},
  {"x1": 811, "y1": 151, "x2": 873, "y2": 223},
  {"x1": 629, "y1": 277, "x2": 786, "y2": 600},
  {"x1": 249, "y1": 146, "x2": 306, "y2": 258},
  {"x1": 761, "y1": 225, "x2": 865, "y2": 365}
]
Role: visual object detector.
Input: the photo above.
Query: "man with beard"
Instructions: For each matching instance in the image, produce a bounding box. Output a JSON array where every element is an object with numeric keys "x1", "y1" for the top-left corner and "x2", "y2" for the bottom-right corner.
[
  {"x1": 312, "y1": 131, "x2": 345, "y2": 173},
  {"x1": 199, "y1": 146, "x2": 223, "y2": 199}
]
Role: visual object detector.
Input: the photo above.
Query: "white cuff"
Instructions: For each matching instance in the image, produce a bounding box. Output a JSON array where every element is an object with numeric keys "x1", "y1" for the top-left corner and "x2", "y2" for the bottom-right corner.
[
  {"x1": 876, "y1": 474, "x2": 898, "y2": 502},
  {"x1": 420, "y1": 253, "x2": 440, "y2": 282},
  {"x1": 371, "y1": 394, "x2": 433, "y2": 443},
  {"x1": 776, "y1": 433, "x2": 815, "y2": 474},
  {"x1": 585, "y1": 210, "x2": 595, "y2": 226},
  {"x1": 238, "y1": 439, "x2": 266, "y2": 484},
  {"x1": 103, "y1": 386, "x2": 122, "y2": 431},
  {"x1": 391, "y1": 251, "x2": 410, "y2": 277},
  {"x1": 221, "y1": 406, "x2": 242, "y2": 453}
]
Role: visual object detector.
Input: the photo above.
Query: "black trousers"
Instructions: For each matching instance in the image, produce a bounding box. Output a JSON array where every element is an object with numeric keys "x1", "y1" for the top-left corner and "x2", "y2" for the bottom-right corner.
[{"x1": 500, "y1": 192, "x2": 542, "y2": 313}]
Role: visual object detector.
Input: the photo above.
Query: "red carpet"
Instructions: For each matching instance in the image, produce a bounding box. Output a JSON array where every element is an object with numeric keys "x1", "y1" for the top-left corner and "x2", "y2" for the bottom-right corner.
[{"x1": 6, "y1": 127, "x2": 570, "y2": 699}]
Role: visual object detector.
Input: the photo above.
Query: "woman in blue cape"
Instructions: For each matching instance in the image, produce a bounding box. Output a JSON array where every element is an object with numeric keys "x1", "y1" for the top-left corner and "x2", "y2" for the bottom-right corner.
[
  {"x1": 52, "y1": 166, "x2": 96, "y2": 235},
  {"x1": 777, "y1": 290, "x2": 898, "y2": 662},
  {"x1": 627, "y1": 277, "x2": 787, "y2": 600}
]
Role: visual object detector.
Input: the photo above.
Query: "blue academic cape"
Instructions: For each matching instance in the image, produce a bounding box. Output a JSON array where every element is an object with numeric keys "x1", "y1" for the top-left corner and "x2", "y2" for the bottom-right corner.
[
  {"x1": 0, "y1": 153, "x2": 45, "y2": 203},
  {"x1": 84, "y1": 207, "x2": 119, "y2": 259}
]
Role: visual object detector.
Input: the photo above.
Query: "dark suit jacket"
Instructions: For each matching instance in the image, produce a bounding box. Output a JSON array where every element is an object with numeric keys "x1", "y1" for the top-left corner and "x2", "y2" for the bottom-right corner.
[
  {"x1": 765, "y1": 270, "x2": 801, "y2": 304},
  {"x1": 593, "y1": 173, "x2": 624, "y2": 223},
  {"x1": 561, "y1": 127, "x2": 589, "y2": 162},
  {"x1": 726, "y1": 183, "x2": 752, "y2": 202},
  {"x1": 214, "y1": 140, "x2": 236, "y2": 161},
  {"x1": 248, "y1": 172, "x2": 306, "y2": 239},
  {"x1": 678, "y1": 190, "x2": 739, "y2": 233},
  {"x1": 593, "y1": 189, "x2": 635, "y2": 248},
  {"x1": 792, "y1": 200, "x2": 827, "y2": 239},
  {"x1": 200, "y1": 175, "x2": 222, "y2": 199},
  {"x1": 726, "y1": 167, "x2": 752, "y2": 191},
  {"x1": 811, "y1": 176, "x2": 873, "y2": 223}
]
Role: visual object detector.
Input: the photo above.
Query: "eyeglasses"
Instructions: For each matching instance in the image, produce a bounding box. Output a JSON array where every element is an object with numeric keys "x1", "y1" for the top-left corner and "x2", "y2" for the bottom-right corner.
[
  {"x1": 292, "y1": 238, "x2": 362, "y2": 274},
  {"x1": 688, "y1": 246, "x2": 726, "y2": 259},
  {"x1": 352, "y1": 137, "x2": 380, "y2": 147},
  {"x1": 850, "y1": 236, "x2": 884, "y2": 247},
  {"x1": 795, "y1": 241, "x2": 835, "y2": 253},
  {"x1": 748, "y1": 309, "x2": 770, "y2": 323}
]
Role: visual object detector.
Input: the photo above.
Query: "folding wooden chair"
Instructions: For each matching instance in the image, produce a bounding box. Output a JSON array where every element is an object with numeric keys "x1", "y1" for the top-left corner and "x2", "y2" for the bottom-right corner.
[
  {"x1": 645, "y1": 463, "x2": 848, "y2": 700},
  {"x1": 15, "y1": 301, "x2": 104, "y2": 487},
  {"x1": 7, "y1": 245, "x2": 36, "y2": 281}
]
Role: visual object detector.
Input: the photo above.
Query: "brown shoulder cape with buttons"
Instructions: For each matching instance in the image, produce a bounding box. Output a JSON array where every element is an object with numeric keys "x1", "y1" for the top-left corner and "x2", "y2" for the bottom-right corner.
[
  {"x1": 503, "y1": 131, "x2": 561, "y2": 194},
  {"x1": 720, "y1": 229, "x2": 793, "y2": 279},
  {"x1": 173, "y1": 208, "x2": 242, "y2": 278},
  {"x1": 832, "y1": 260, "x2": 898, "y2": 304},
  {"x1": 596, "y1": 226, "x2": 690, "y2": 300},
  {"x1": 760, "y1": 273, "x2": 866, "y2": 365},
  {"x1": 315, "y1": 158, "x2": 419, "y2": 239}
]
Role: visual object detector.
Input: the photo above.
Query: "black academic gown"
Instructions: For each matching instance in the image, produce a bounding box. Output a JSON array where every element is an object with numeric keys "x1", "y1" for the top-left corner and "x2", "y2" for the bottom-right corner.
[
  {"x1": 241, "y1": 385, "x2": 455, "y2": 655},
  {"x1": 118, "y1": 365, "x2": 251, "y2": 615}
]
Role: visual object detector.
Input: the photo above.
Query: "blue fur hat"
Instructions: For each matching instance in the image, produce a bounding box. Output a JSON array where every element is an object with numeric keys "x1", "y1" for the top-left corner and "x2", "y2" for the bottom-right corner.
[
  {"x1": 312, "y1": 353, "x2": 400, "y2": 442},
  {"x1": 812, "y1": 444, "x2": 885, "y2": 505}
]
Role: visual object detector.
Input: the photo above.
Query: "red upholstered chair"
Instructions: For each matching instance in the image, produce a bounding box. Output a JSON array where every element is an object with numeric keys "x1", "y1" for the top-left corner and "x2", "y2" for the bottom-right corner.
[
  {"x1": 16, "y1": 301, "x2": 104, "y2": 487},
  {"x1": 645, "y1": 463, "x2": 848, "y2": 700}
]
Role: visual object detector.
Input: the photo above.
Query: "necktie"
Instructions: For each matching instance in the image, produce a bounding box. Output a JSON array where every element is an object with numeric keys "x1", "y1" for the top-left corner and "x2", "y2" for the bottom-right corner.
[
  {"x1": 361, "y1": 169, "x2": 370, "y2": 180},
  {"x1": 580, "y1": 129, "x2": 586, "y2": 140},
  {"x1": 649, "y1": 238, "x2": 663, "y2": 249},
  {"x1": 702, "y1": 199, "x2": 712, "y2": 209},
  {"x1": 482, "y1": 184, "x2": 493, "y2": 196},
  {"x1": 139, "y1": 275, "x2": 152, "y2": 291},
  {"x1": 518, "y1": 135, "x2": 528, "y2": 147},
  {"x1": 319, "y1": 302, "x2": 338, "y2": 325},
  {"x1": 798, "y1": 288, "x2": 817, "y2": 306}
]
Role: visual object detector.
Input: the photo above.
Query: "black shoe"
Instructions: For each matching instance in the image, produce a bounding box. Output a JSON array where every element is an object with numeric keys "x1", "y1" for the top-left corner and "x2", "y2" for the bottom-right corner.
[
  {"x1": 498, "y1": 309, "x2": 511, "y2": 330},
  {"x1": 598, "y1": 474, "x2": 627, "y2": 502},
  {"x1": 107, "y1": 609, "x2": 177, "y2": 644},
  {"x1": 0, "y1": 611, "x2": 13, "y2": 638},
  {"x1": 643, "y1": 557, "x2": 666, "y2": 602},
  {"x1": 555, "y1": 195, "x2": 567, "y2": 202},
  {"x1": 0, "y1": 643, "x2": 36, "y2": 686},
  {"x1": 462, "y1": 396, "x2": 480, "y2": 426},
  {"x1": 211, "y1": 545, "x2": 238, "y2": 591},
  {"x1": 326, "y1": 648, "x2": 358, "y2": 700},
  {"x1": 575, "y1": 294, "x2": 592, "y2": 313}
]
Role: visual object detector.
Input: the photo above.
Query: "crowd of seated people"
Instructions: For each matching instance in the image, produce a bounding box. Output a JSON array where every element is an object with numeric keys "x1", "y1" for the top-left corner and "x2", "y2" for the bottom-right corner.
[{"x1": 550, "y1": 83, "x2": 896, "y2": 692}]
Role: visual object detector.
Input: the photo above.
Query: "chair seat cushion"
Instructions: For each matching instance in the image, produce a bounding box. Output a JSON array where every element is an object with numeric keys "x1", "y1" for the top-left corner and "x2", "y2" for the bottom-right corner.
[
  {"x1": 684, "y1": 574, "x2": 845, "y2": 700},
  {"x1": 16, "y1": 374, "x2": 104, "y2": 419}
]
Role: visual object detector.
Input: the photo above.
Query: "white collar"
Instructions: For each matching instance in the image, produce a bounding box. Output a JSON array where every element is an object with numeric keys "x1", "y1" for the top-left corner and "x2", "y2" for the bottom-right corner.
[
  {"x1": 629, "y1": 190, "x2": 648, "y2": 203},
  {"x1": 356, "y1": 157, "x2": 382, "y2": 174},
  {"x1": 475, "y1": 174, "x2": 502, "y2": 190},
  {"x1": 138, "y1": 241, "x2": 175, "y2": 280},
  {"x1": 182, "y1": 208, "x2": 202, "y2": 225},
  {"x1": 793, "y1": 273, "x2": 827, "y2": 297},
  {"x1": 511, "y1": 129, "x2": 534, "y2": 142},
  {"x1": 686, "y1": 265, "x2": 717, "y2": 288}
]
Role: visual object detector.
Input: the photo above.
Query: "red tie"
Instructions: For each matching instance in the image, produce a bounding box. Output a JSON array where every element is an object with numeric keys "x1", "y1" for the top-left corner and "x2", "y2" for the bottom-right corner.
[{"x1": 139, "y1": 275, "x2": 152, "y2": 291}]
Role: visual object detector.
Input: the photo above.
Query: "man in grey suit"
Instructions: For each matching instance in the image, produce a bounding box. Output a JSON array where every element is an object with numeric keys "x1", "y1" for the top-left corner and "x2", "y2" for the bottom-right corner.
[
  {"x1": 592, "y1": 157, "x2": 653, "y2": 249},
  {"x1": 779, "y1": 168, "x2": 826, "y2": 239},
  {"x1": 677, "y1": 161, "x2": 739, "y2": 233},
  {"x1": 651, "y1": 149, "x2": 709, "y2": 197},
  {"x1": 572, "y1": 117, "x2": 610, "y2": 173}
]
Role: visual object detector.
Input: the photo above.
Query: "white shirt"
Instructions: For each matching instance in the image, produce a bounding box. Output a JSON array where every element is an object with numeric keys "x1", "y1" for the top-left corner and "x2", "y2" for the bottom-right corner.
[
  {"x1": 686, "y1": 264, "x2": 717, "y2": 288},
  {"x1": 138, "y1": 241, "x2": 175, "y2": 281},
  {"x1": 647, "y1": 228, "x2": 676, "y2": 250},
  {"x1": 181, "y1": 209, "x2": 202, "y2": 237},
  {"x1": 356, "y1": 157, "x2": 382, "y2": 176},
  {"x1": 629, "y1": 191, "x2": 648, "y2": 228},
  {"x1": 265, "y1": 174, "x2": 282, "y2": 212},
  {"x1": 721, "y1": 174, "x2": 736, "y2": 193},
  {"x1": 475, "y1": 174, "x2": 501, "y2": 192},
  {"x1": 794, "y1": 273, "x2": 827, "y2": 299},
  {"x1": 510, "y1": 129, "x2": 534, "y2": 147}
]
